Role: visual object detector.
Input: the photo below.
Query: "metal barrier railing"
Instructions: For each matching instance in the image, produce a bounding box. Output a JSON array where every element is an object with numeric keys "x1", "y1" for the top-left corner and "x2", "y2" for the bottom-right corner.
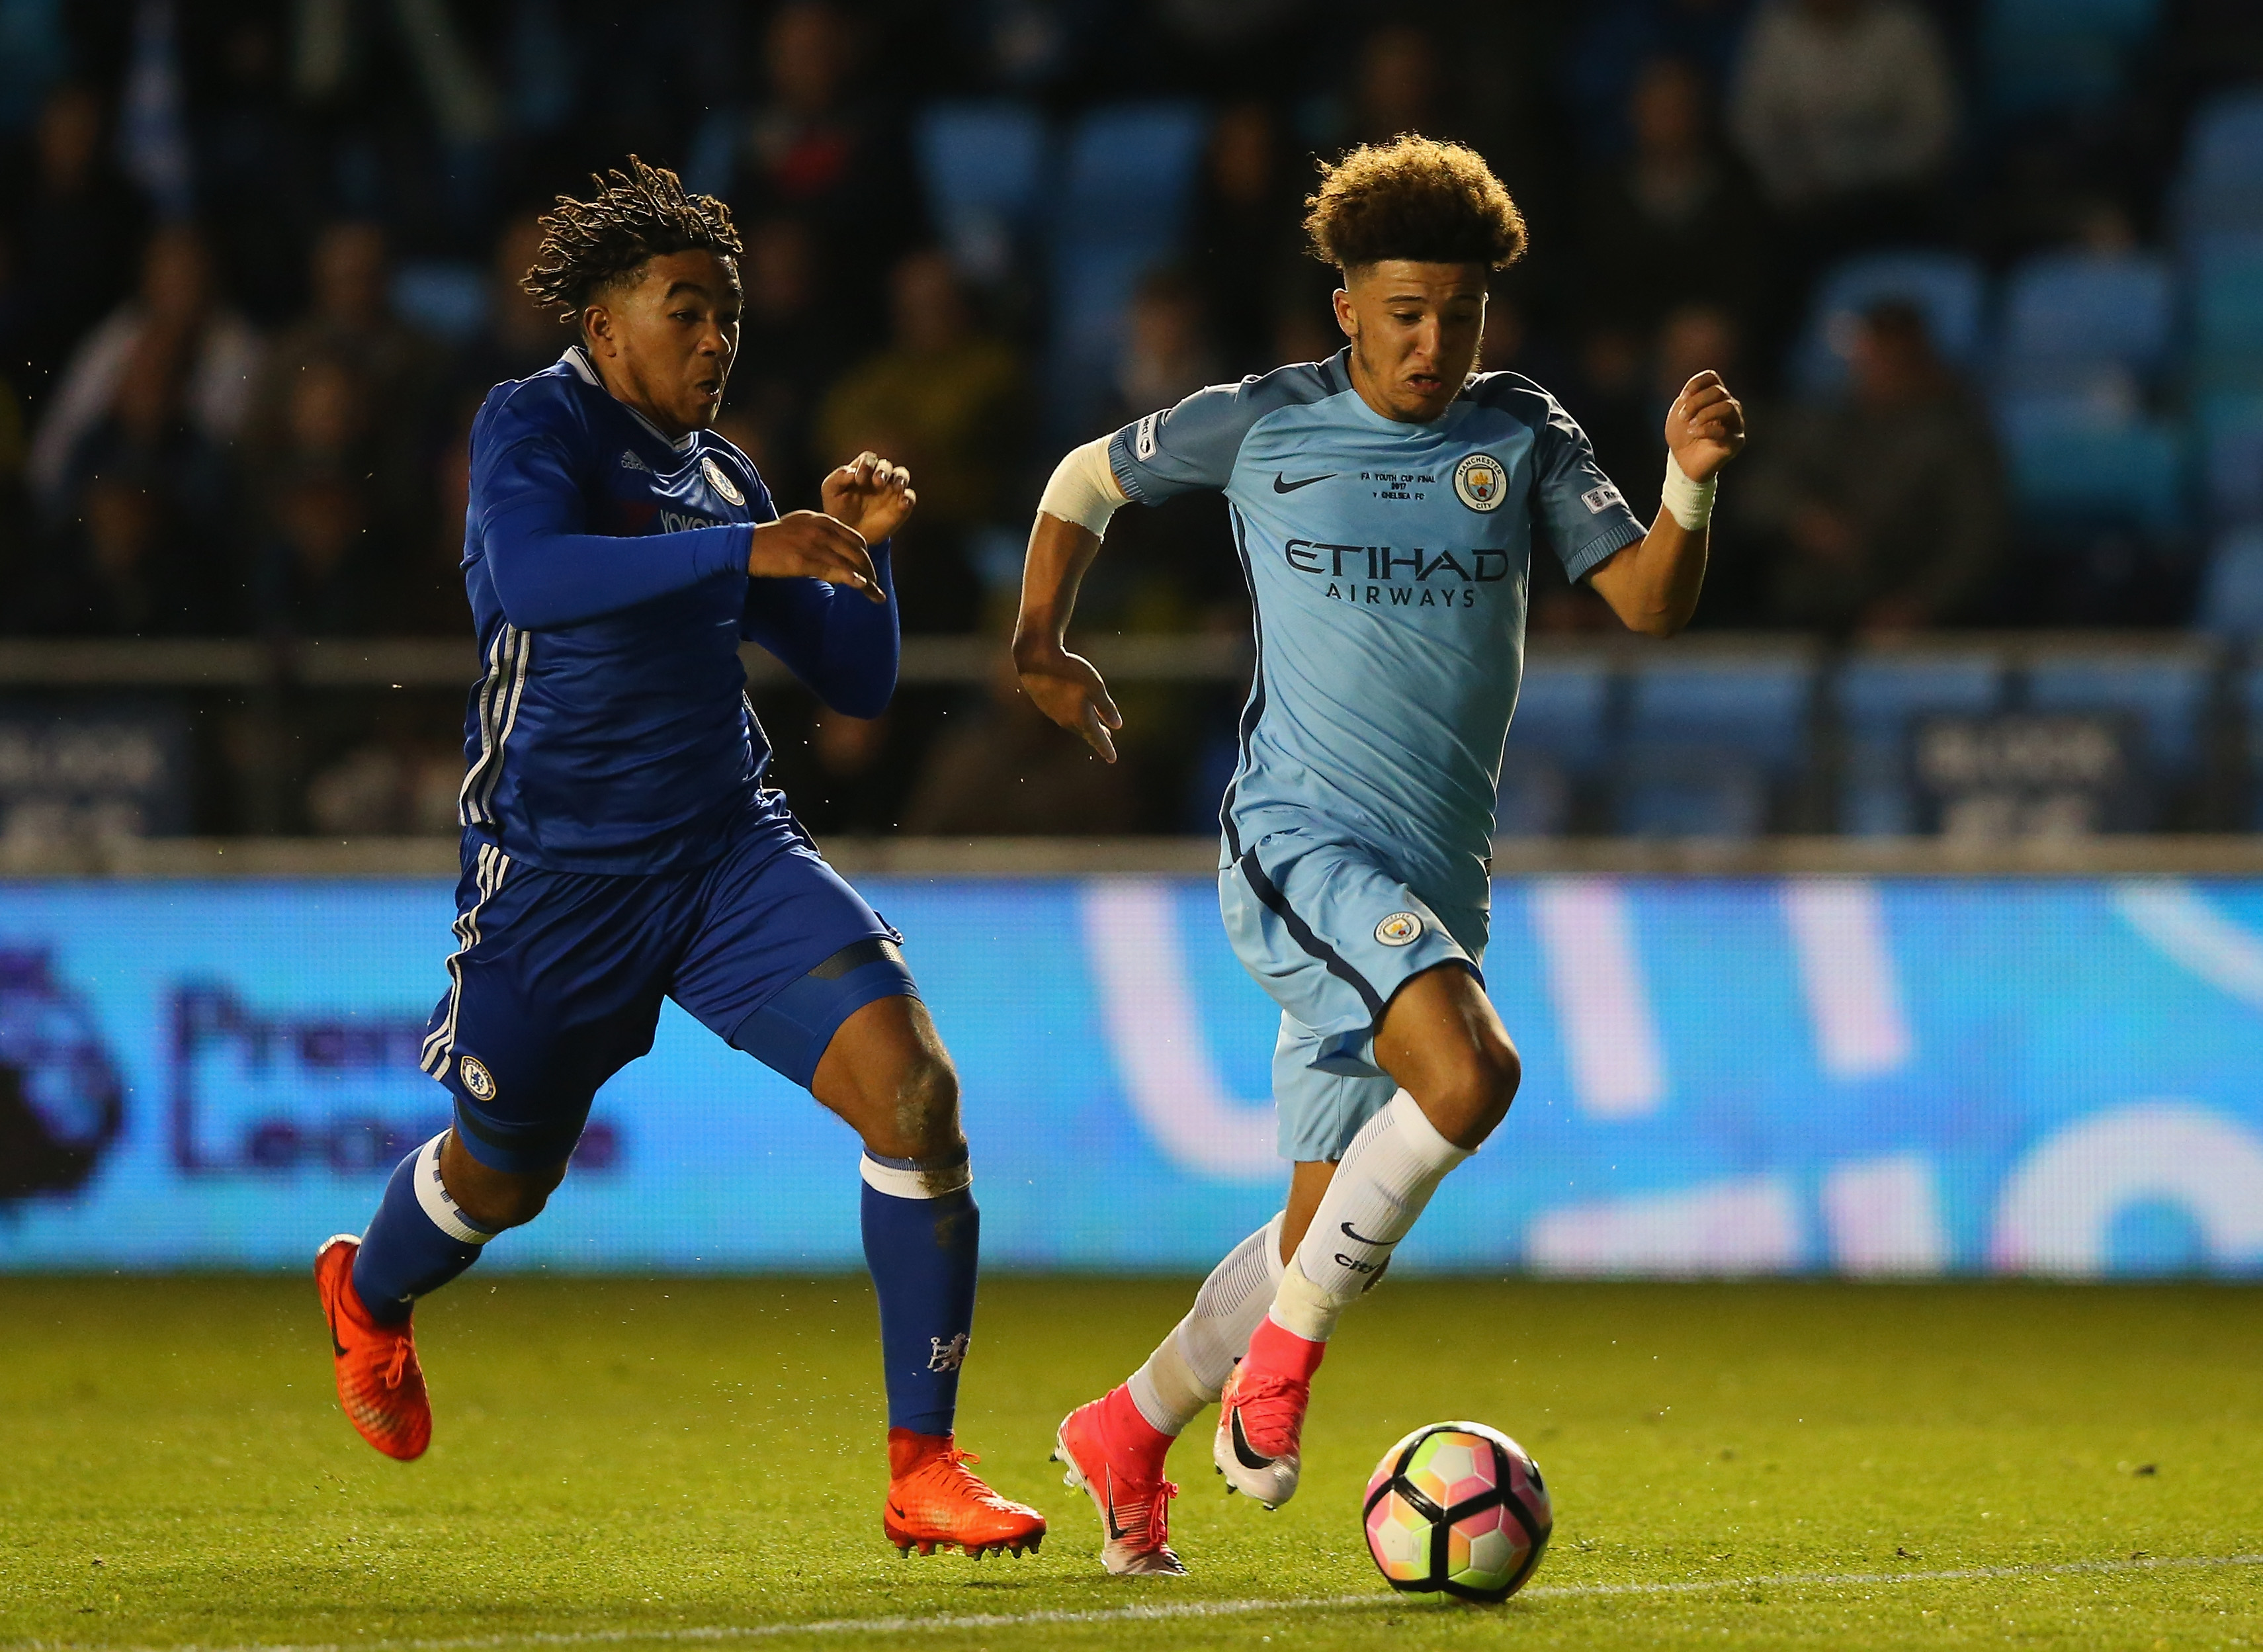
[
  {"x1": 0, "y1": 629, "x2": 2247, "y2": 841},
  {"x1": 9, "y1": 832, "x2": 2263, "y2": 879}
]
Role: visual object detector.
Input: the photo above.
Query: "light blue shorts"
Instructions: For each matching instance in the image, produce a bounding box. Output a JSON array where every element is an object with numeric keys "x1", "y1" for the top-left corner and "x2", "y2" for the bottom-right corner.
[{"x1": 1218, "y1": 831, "x2": 1487, "y2": 1162}]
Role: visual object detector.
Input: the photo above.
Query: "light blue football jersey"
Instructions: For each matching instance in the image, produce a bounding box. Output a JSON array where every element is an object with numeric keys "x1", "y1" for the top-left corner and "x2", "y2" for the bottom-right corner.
[{"x1": 1108, "y1": 348, "x2": 1644, "y2": 919}]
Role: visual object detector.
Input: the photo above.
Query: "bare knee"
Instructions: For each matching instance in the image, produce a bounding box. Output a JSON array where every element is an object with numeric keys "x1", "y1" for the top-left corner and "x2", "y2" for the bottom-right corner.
[
  {"x1": 1416, "y1": 1039, "x2": 1521, "y2": 1151},
  {"x1": 814, "y1": 997, "x2": 966, "y2": 1164},
  {"x1": 876, "y1": 1047, "x2": 962, "y2": 1162},
  {"x1": 440, "y1": 1132, "x2": 565, "y2": 1231}
]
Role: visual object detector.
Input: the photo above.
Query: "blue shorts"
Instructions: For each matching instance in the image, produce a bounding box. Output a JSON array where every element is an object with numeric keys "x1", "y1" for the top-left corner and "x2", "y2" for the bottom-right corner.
[
  {"x1": 419, "y1": 806, "x2": 914, "y2": 1172},
  {"x1": 1219, "y1": 831, "x2": 1486, "y2": 1162}
]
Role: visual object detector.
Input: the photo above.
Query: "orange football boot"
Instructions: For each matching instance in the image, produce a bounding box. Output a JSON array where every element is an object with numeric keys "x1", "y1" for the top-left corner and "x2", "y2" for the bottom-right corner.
[
  {"x1": 314, "y1": 1234, "x2": 431, "y2": 1461},
  {"x1": 883, "y1": 1428, "x2": 1046, "y2": 1557}
]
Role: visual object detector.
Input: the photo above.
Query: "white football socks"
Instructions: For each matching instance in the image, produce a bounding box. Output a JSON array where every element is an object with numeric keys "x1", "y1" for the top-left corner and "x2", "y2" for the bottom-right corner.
[
  {"x1": 1127, "y1": 1212, "x2": 1284, "y2": 1436},
  {"x1": 1270, "y1": 1091, "x2": 1471, "y2": 1343}
]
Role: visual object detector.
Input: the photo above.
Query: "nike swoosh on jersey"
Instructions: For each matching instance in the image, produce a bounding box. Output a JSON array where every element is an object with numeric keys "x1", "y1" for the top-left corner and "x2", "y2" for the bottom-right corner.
[
  {"x1": 1229, "y1": 1409, "x2": 1275, "y2": 1469},
  {"x1": 1273, "y1": 472, "x2": 1335, "y2": 493}
]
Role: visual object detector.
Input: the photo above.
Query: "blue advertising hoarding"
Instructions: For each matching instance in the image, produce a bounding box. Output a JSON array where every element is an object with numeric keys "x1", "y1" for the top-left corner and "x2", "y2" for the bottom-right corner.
[{"x1": 3, "y1": 874, "x2": 2262, "y2": 1278}]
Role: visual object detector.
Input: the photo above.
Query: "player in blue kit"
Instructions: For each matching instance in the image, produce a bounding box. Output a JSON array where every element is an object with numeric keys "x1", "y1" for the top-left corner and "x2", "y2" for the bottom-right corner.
[
  {"x1": 1021, "y1": 137, "x2": 1746, "y2": 1574},
  {"x1": 312, "y1": 159, "x2": 1045, "y2": 1559}
]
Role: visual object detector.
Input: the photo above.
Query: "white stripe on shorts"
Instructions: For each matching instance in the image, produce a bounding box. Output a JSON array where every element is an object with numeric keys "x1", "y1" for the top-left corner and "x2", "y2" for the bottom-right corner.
[{"x1": 422, "y1": 844, "x2": 510, "y2": 1076}]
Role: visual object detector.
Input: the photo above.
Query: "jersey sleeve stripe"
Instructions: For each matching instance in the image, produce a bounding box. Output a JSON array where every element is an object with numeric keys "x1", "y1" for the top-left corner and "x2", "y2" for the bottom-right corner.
[{"x1": 1560, "y1": 517, "x2": 1646, "y2": 586}]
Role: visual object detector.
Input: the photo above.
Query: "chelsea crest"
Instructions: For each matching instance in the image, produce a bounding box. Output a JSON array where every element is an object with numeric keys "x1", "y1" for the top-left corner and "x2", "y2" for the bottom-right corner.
[{"x1": 701, "y1": 454, "x2": 745, "y2": 507}]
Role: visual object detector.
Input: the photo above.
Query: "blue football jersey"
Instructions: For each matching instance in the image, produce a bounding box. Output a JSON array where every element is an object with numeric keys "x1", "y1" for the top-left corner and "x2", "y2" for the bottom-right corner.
[
  {"x1": 1109, "y1": 349, "x2": 1644, "y2": 917},
  {"x1": 458, "y1": 347, "x2": 898, "y2": 876}
]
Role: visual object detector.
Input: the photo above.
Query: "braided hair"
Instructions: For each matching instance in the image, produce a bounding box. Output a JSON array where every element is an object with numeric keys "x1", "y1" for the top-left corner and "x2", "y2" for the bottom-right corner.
[{"x1": 522, "y1": 156, "x2": 743, "y2": 319}]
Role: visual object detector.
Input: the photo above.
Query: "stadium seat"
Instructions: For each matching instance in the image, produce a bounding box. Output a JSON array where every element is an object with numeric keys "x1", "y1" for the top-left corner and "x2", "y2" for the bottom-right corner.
[
  {"x1": 1996, "y1": 402, "x2": 2188, "y2": 539},
  {"x1": 1980, "y1": 0, "x2": 2162, "y2": 120},
  {"x1": 2192, "y1": 236, "x2": 2263, "y2": 390},
  {"x1": 1048, "y1": 102, "x2": 1209, "y2": 417},
  {"x1": 2176, "y1": 89, "x2": 2263, "y2": 245},
  {"x1": 1054, "y1": 103, "x2": 1207, "y2": 253},
  {"x1": 2026, "y1": 646, "x2": 2217, "y2": 779},
  {"x1": 2198, "y1": 527, "x2": 2263, "y2": 637},
  {"x1": 1795, "y1": 251, "x2": 1986, "y2": 396},
  {"x1": 392, "y1": 261, "x2": 487, "y2": 343},
  {"x1": 2238, "y1": 664, "x2": 2263, "y2": 827},
  {"x1": 915, "y1": 101, "x2": 1048, "y2": 284},
  {"x1": 1835, "y1": 651, "x2": 2006, "y2": 836},
  {"x1": 1995, "y1": 251, "x2": 2174, "y2": 398},
  {"x1": 2201, "y1": 393, "x2": 2263, "y2": 526},
  {"x1": 1497, "y1": 654, "x2": 1611, "y2": 837},
  {"x1": 1609, "y1": 655, "x2": 1813, "y2": 838}
]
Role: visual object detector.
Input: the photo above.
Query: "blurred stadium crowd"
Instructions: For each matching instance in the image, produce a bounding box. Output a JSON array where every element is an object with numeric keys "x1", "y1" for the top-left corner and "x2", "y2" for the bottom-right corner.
[{"x1": 0, "y1": 0, "x2": 2260, "y2": 841}]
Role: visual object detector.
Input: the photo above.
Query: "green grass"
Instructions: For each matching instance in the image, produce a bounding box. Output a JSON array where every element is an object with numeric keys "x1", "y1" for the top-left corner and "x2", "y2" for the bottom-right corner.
[{"x1": 3, "y1": 1276, "x2": 2260, "y2": 1650}]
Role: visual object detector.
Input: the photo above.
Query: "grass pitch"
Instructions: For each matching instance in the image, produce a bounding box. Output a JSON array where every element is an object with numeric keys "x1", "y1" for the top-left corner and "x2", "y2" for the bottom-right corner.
[{"x1": 2, "y1": 1276, "x2": 2259, "y2": 1651}]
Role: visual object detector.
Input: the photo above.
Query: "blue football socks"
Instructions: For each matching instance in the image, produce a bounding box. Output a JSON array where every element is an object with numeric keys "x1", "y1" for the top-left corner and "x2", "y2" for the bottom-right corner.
[
  {"x1": 859, "y1": 1148, "x2": 980, "y2": 1437},
  {"x1": 351, "y1": 1133, "x2": 499, "y2": 1324}
]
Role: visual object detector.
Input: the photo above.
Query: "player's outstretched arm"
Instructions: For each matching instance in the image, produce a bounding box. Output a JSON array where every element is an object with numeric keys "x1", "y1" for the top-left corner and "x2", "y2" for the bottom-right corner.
[
  {"x1": 740, "y1": 452, "x2": 913, "y2": 718},
  {"x1": 1586, "y1": 370, "x2": 1747, "y2": 638},
  {"x1": 1013, "y1": 439, "x2": 1127, "y2": 763}
]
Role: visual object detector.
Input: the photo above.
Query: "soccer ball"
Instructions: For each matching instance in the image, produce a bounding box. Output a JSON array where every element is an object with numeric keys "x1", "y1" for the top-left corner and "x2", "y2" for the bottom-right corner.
[{"x1": 1361, "y1": 1421, "x2": 1552, "y2": 1602}]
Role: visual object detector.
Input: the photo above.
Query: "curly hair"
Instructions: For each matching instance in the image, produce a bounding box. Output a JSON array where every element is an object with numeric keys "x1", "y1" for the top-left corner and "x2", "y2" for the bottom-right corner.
[
  {"x1": 1304, "y1": 136, "x2": 1527, "y2": 274},
  {"x1": 522, "y1": 156, "x2": 744, "y2": 316}
]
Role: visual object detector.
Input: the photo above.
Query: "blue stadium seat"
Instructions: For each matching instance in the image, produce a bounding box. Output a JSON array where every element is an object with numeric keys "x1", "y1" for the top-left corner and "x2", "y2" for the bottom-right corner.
[
  {"x1": 1836, "y1": 651, "x2": 2006, "y2": 835},
  {"x1": 915, "y1": 101, "x2": 1048, "y2": 283},
  {"x1": 1981, "y1": 0, "x2": 2162, "y2": 119},
  {"x1": 2027, "y1": 648, "x2": 2216, "y2": 779},
  {"x1": 392, "y1": 261, "x2": 486, "y2": 343},
  {"x1": 1497, "y1": 654, "x2": 1611, "y2": 837},
  {"x1": 1048, "y1": 103, "x2": 1208, "y2": 412},
  {"x1": 2192, "y1": 236, "x2": 2263, "y2": 389},
  {"x1": 1996, "y1": 402, "x2": 2188, "y2": 539},
  {"x1": 2198, "y1": 527, "x2": 2263, "y2": 638},
  {"x1": 1054, "y1": 103, "x2": 1207, "y2": 253},
  {"x1": 1795, "y1": 251, "x2": 1986, "y2": 396},
  {"x1": 2201, "y1": 393, "x2": 2263, "y2": 526},
  {"x1": 1609, "y1": 655, "x2": 1813, "y2": 838},
  {"x1": 1048, "y1": 243, "x2": 1164, "y2": 400},
  {"x1": 1613, "y1": 750, "x2": 1771, "y2": 838},
  {"x1": 2240, "y1": 665, "x2": 2263, "y2": 826},
  {"x1": 1995, "y1": 251, "x2": 2173, "y2": 396},
  {"x1": 2177, "y1": 89, "x2": 2263, "y2": 243}
]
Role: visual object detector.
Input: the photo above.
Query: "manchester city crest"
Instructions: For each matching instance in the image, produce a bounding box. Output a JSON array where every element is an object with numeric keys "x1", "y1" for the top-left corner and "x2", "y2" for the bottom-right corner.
[
  {"x1": 701, "y1": 454, "x2": 745, "y2": 507},
  {"x1": 1454, "y1": 452, "x2": 1506, "y2": 513},
  {"x1": 1375, "y1": 912, "x2": 1424, "y2": 947}
]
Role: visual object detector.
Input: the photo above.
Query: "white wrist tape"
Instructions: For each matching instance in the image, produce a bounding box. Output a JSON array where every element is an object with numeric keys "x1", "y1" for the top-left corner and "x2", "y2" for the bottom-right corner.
[
  {"x1": 1660, "y1": 452, "x2": 1717, "y2": 531},
  {"x1": 1037, "y1": 436, "x2": 1129, "y2": 536}
]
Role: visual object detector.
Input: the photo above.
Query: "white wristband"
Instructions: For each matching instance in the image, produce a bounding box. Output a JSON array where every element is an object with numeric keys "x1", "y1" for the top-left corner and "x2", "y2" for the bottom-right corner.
[{"x1": 1660, "y1": 453, "x2": 1717, "y2": 531}]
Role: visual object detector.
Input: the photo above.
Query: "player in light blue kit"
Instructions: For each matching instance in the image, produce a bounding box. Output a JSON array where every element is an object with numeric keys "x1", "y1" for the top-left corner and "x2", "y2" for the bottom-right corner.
[{"x1": 1023, "y1": 137, "x2": 1746, "y2": 1575}]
